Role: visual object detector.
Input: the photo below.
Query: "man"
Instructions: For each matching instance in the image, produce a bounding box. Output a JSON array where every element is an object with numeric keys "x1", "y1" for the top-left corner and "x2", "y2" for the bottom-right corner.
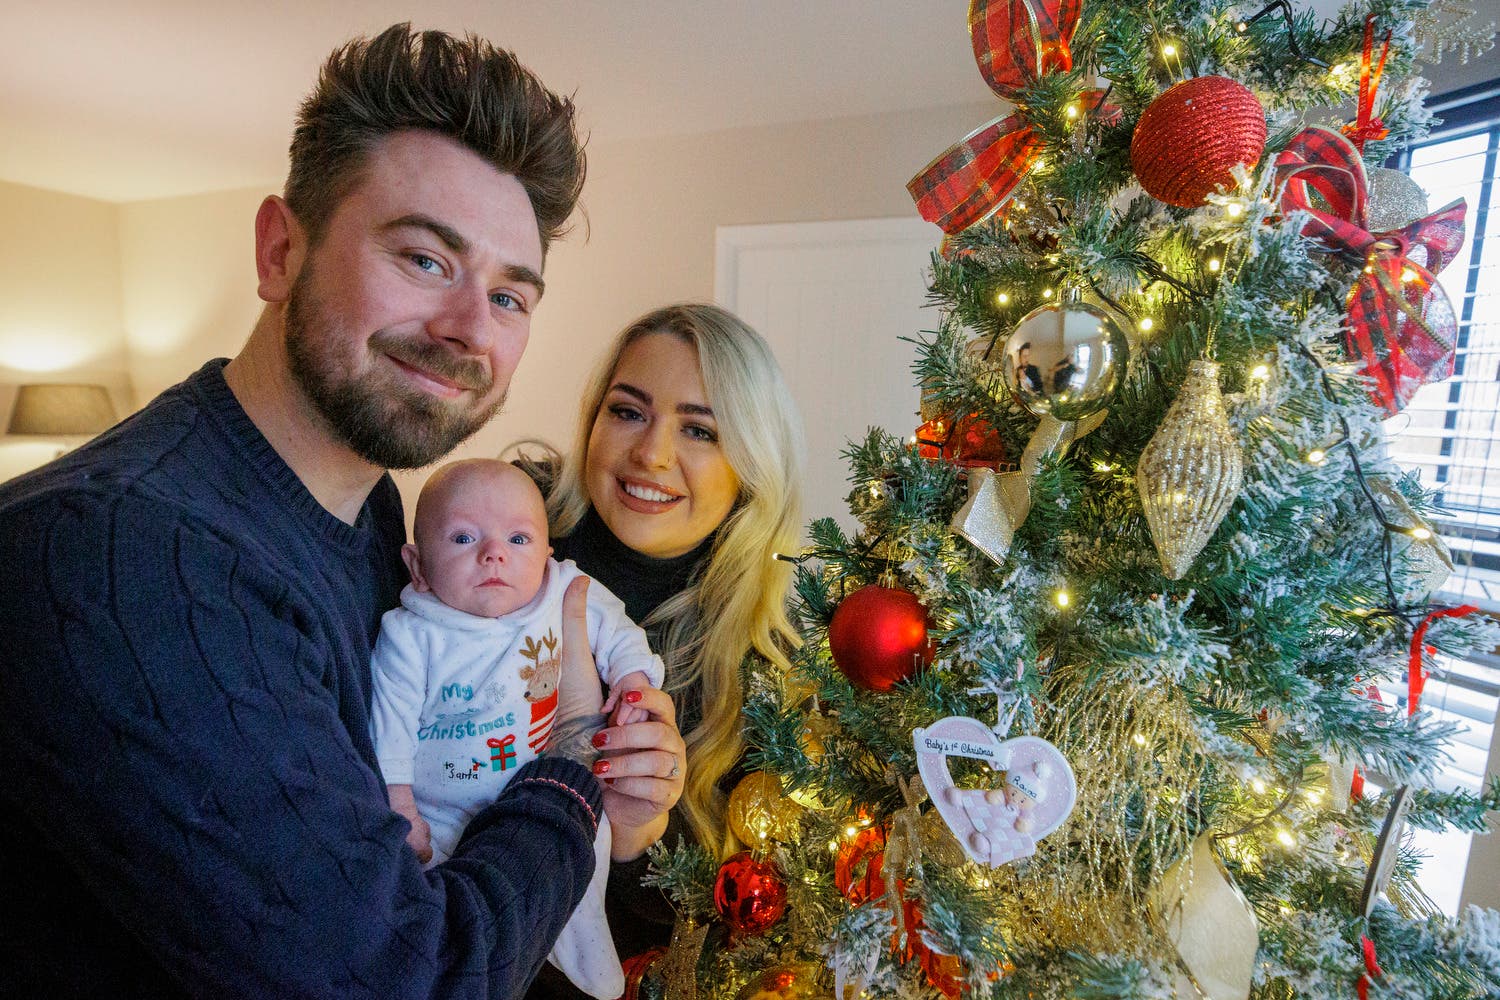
[
  {"x1": 0, "y1": 25, "x2": 621, "y2": 997},
  {"x1": 1015, "y1": 341, "x2": 1043, "y2": 395}
]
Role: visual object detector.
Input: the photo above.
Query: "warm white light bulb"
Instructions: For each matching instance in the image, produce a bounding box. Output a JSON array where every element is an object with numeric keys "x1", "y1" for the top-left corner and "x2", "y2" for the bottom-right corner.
[
  {"x1": 1138, "y1": 317, "x2": 1155, "y2": 332},
  {"x1": 1307, "y1": 449, "x2": 1327, "y2": 465},
  {"x1": 996, "y1": 291, "x2": 1010, "y2": 305},
  {"x1": 1226, "y1": 202, "x2": 1245, "y2": 219},
  {"x1": 1250, "y1": 364, "x2": 1270, "y2": 379},
  {"x1": 1252, "y1": 778, "x2": 1267, "y2": 794},
  {"x1": 1066, "y1": 103, "x2": 1079, "y2": 119},
  {"x1": 1043, "y1": 288, "x2": 1054, "y2": 299},
  {"x1": 1208, "y1": 257, "x2": 1222, "y2": 273},
  {"x1": 1055, "y1": 589, "x2": 1070, "y2": 608},
  {"x1": 1132, "y1": 733, "x2": 1147, "y2": 746},
  {"x1": 1411, "y1": 526, "x2": 1433, "y2": 541},
  {"x1": 1162, "y1": 43, "x2": 1178, "y2": 57},
  {"x1": 1277, "y1": 829, "x2": 1296, "y2": 848}
]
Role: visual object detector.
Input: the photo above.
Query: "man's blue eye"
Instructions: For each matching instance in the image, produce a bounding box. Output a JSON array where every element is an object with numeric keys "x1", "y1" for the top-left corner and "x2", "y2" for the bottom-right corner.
[
  {"x1": 453, "y1": 532, "x2": 476, "y2": 544},
  {"x1": 491, "y1": 291, "x2": 525, "y2": 312},
  {"x1": 411, "y1": 254, "x2": 441, "y2": 273},
  {"x1": 509, "y1": 533, "x2": 529, "y2": 545}
]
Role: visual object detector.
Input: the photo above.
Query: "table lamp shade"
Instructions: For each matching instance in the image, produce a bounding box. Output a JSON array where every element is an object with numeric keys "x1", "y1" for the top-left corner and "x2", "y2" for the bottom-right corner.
[{"x1": 7, "y1": 384, "x2": 118, "y2": 436}]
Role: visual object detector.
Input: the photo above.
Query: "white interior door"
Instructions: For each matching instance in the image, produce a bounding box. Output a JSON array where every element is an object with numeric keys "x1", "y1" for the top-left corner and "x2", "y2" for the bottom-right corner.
[{"x1": 715, "y1": 218, "x2": 940, "y2": 536}]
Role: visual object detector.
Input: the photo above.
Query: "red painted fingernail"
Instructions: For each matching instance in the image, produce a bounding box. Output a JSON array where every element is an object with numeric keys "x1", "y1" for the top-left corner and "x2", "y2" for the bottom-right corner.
[
  {"x1": 592, "y1": 760, "x2": 611, "y2": 775},
  {"x1": 624, "y1": 690, "x2": 643, "y2": 704},
  {"x1": 591, "y1": 731, "x2": 609, "y2": 748}
]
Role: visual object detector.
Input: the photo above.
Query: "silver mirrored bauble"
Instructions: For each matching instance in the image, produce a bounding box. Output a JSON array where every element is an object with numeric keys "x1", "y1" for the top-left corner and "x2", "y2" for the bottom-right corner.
[{"x1": 1002, "y1": 303, "x2": 1128, "y2": 420}]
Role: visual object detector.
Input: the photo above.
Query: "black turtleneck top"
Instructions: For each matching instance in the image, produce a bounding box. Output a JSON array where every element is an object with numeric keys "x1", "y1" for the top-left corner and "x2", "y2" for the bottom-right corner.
[{"x1": 529, "y1": 506, "x2": 715, "y2": 999}]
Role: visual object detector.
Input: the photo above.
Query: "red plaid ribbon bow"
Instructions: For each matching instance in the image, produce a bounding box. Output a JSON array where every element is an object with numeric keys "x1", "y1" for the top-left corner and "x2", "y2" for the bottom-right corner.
[
  {"x1": 1276, "y1": 126, "x2": 1467, "y2": 415},
  {"x1": 908, "y1": 0, "x2": 1093, "y2": 234}
]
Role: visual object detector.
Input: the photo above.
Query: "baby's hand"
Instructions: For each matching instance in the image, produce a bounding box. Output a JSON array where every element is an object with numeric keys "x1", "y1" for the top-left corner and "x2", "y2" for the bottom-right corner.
[
  {"x1": 388, "y1": 783, "x2": 434, "y2": 864},
  {"x1": 603, "y1": 670, "x2": 655, "y2": 727}
]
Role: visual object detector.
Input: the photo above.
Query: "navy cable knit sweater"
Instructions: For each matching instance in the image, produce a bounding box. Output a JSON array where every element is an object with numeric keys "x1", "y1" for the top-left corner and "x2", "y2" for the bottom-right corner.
[{"x1": 0, "y1": 360, "x2": 601, "y2": 998}]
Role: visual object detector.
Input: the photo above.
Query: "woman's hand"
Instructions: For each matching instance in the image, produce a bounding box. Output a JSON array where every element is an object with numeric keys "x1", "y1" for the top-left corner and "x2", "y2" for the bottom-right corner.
[{"x1": 591, "y1": 685, "x2": 686, "y2": 860}]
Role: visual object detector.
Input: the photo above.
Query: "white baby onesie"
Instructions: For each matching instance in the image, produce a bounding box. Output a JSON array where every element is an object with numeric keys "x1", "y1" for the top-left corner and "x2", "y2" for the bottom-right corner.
[{"x1": 370, "y1": 557, "x2": 663, "y2": 999}]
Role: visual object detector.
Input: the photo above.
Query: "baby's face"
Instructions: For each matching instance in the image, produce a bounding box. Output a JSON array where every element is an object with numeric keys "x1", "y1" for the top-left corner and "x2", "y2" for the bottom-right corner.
[{"x1": 407, "y1": 466, "x2": 552, "y2": 618}]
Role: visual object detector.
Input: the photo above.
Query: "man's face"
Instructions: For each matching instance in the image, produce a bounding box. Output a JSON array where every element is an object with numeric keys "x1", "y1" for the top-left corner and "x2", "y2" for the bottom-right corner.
[
  {"x1": 284, "y1": 130, "x2": 546, "y2": 469},
  {"x1": 1018, "y1": 346, "x2": 1031, "y2": 366}
]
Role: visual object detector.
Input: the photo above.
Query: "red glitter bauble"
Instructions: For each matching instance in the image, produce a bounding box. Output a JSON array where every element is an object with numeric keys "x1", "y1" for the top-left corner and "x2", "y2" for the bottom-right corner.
[
  {"x1": 713, "y1": 852, "x2": 787, "y2": 936},
  {"x1": 1130, "y1": 75, "x2": 1267, "y2": 208},
  {"x1": 834, "y1": 825, "x2": 887, "y2": 904},
  {"x1": 828, "y1": 585, "x2": 935, "y2": 692}
]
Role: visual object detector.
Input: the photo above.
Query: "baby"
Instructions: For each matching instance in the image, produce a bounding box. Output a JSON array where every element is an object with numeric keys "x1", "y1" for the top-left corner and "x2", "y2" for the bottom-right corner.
[{"x1": 370, "y1": 458, "x2": 661, "y2": 999}]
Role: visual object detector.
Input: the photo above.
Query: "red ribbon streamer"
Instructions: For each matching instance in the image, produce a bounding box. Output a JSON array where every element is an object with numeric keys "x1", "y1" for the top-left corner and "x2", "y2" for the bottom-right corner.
[
  {"x1": 908, "y1": 0, "x2": 1092, "y2": 234},
  {"x1": 1341, "y1": 15, "x2": 1392, "y2": 150},
  {"x1": 1356, "y1": 935, "x2": 1383, "y2": 1000},
  {"x1": 1408, "y1": 605, "x2": 1479, "y2": 716},
  {"x1": 1276, "y1": 126, "x2": 1467, "y2": 415}
]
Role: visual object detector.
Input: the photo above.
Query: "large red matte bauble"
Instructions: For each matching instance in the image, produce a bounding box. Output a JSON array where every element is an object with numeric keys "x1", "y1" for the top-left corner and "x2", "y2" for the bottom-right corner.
[
  {"x1": 828, "y1": 585, "x2": 935, "y2": 692},
  {"x1": 713, "y1": 852, "x2": 787, "y2": 936},
  {"x1": 1130, "y1": 75, "x2": 1267, "y2": 208}
]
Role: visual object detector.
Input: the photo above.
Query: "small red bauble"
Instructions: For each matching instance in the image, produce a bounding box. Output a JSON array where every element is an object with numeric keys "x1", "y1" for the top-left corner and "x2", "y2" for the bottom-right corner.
[
  {"x1": 714, "y1": 851, "x2": 787, "y2": 936},
  {"x1": 829, "y1": 585, "x2": 936, "y2": 692},
  {"x1": 1130, "y1": 75, "x2": 1267, "y2": 208},
  {"x1": 834, "y1": 825, "x2": 887, "y2": 905}
]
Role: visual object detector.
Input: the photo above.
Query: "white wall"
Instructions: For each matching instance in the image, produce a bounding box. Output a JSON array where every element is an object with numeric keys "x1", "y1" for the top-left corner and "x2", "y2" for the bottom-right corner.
[{"x1": 0, "y1": 181, "x2": 130, "y2": 481}]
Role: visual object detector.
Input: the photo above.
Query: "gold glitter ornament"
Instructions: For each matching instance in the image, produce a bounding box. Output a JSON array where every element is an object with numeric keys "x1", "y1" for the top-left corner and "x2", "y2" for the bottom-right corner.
[
  {"x1": 1366, "y1": 168, "x2": 1430, "y2": 234},
  {"x1": 1136, "y1": 361, "x2": 1243, "y2": 579},
  {"x1": 727, "y1": 771, "x2": 803, "y2": 845},
  {"x1": 661, "y1": 919, "x2": 710, "y2": 1000}
]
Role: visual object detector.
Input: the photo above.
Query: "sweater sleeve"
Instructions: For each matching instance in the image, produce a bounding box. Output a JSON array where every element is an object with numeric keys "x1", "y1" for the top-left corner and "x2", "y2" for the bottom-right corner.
[
  {"x1": 369, "y1": 609, "x2": 427, "y2": 785},
  {"x1": 0, "y1": 489, "x2": 602, "y2": 999},
  {"x1": 580, "y1": 572, "x2": 667, "y2": 690}
]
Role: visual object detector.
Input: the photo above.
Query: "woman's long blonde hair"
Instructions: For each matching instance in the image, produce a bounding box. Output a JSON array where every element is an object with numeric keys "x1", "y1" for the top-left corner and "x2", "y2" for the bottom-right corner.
[{"x1": 547, "y1": 304, "x2": 805, "y2": 858}]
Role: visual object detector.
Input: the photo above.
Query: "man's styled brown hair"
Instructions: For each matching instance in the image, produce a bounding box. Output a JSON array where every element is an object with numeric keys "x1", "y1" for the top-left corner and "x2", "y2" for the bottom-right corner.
[{"x1": 286, "y1": 23, "x2": 585, "y2": 254}]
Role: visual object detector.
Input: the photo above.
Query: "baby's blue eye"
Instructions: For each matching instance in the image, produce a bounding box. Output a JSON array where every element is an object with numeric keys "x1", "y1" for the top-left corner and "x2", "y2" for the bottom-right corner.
[
  {"x1": 452, "y1": 532, "x2": 476, "y2": 544},
  {"x1": 509, "y1": 533, "x2": 530, "y2": 545}
]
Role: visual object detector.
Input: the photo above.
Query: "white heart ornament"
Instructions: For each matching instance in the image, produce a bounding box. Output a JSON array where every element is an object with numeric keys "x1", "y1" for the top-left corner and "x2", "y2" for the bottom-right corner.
[{"x1": 913, "y1": 716, "x2": 1077, "y2": 867}]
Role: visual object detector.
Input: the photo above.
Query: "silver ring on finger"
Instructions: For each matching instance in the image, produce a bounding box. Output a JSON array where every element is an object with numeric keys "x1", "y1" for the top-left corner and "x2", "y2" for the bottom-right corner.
[{"x1": 668, "y1": 753, "x2": 680, "y2": 779}]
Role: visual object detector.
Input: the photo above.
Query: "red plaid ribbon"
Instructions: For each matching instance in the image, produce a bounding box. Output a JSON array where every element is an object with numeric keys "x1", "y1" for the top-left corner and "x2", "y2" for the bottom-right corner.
[
  {"x1": 1341, "y1": 15, "x2": 1392, "y2": 150},
  {"x1": 1276, "y1": 126, "x2": 1467, "y2": 415},
  {"x1": 908, "y1": 0, "x2": 1085, "y2": 234}
]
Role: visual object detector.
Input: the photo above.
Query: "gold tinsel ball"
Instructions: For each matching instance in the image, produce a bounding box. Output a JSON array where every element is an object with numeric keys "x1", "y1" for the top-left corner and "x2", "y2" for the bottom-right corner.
[
  {"x1": 728, "y1": 771, "x2": 803, "y2": 845},
  {"x1": 735, "y1": 964, "x2": 829, "y2": 1000}
]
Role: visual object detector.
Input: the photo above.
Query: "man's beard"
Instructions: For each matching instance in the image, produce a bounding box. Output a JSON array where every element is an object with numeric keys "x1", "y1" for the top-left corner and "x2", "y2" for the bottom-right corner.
[{"x1": 284, "y1": 267, "x2": 506, "y2": 469}]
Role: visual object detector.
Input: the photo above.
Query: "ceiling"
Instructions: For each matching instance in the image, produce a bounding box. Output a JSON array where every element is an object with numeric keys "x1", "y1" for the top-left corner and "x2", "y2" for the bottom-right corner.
[{"x1": 3, "y1": 1, "x2": 1495, "y2": 204}]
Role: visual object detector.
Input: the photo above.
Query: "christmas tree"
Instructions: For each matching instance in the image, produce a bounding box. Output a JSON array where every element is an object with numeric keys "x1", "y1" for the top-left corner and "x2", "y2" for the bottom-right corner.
[{"x1": 637, "y1": 2, "x2": 1500, "y2": 998}]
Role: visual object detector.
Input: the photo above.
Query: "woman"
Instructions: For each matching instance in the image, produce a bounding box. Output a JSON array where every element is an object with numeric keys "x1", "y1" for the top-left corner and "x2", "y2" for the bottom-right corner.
[{"x1": 524, "y1": 303, "x2": 806, "y2": 997}]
